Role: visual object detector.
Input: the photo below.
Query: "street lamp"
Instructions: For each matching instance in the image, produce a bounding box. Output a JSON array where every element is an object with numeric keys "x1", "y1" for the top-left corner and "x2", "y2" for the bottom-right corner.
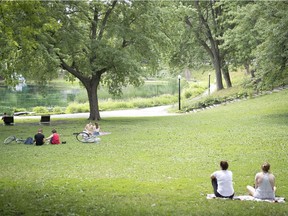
[
  {"x1": 208, "y1": 73, "x2": 211, "y2": 96},
  {"x1": 178, "y1": 75, "x2": 181, "y2": 110}
]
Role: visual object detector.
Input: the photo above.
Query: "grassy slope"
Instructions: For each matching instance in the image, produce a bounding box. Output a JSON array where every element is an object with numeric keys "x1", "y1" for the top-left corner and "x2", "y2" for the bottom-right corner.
[{"x1": 0, "y1": 90, "x2": 287, "y2": 215}]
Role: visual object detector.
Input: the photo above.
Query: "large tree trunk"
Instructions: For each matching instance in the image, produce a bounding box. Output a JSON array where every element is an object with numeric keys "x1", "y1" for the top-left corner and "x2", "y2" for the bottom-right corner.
[
  {"x1": 86, "y1": 83, "x2": 100, "y2": 121},
  {"x1": 82, "y1": 75, "x2": 101, "y2": 120},
  {"x1": 212, "y1": 49, "x2": 224, "y2": 90},
  {"x1": 59, "y1": 56, "x2": 102, "y2": 120},
  {"x1": 244, "y1": 63, "x2": 255, "y2": 78},
  {"x1": 194, "y1": 0, "x2": 224, "y2": 91},
  {"x1": 222, "y1": 62, "x2": 232, "y2": 88}
]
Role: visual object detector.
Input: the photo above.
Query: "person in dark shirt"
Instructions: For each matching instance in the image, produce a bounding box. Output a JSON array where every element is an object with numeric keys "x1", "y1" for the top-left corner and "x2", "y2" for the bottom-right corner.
[{"x1": 34, "y1": 129, "x2": 45, "y2": 146}]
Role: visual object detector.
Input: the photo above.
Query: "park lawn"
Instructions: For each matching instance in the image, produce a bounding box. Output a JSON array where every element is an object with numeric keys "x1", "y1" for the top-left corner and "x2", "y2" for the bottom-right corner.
[{"x1": 0, "y1": 90, "x2": 288, "y2": 215}]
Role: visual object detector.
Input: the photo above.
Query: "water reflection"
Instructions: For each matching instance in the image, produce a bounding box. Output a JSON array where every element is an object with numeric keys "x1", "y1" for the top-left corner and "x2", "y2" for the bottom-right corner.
[
  {"x1": 0, "y1": 84, "x2": 79, "y2": 110},
  {"x1": 14, "y1": 75, "x2": 26, "y2": 92}
]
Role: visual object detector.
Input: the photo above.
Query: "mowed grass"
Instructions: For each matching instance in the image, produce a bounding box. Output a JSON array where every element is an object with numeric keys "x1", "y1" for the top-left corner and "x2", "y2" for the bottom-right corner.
[{"x1": 0, "y1": 90, "x2": 288, "y2": 215}]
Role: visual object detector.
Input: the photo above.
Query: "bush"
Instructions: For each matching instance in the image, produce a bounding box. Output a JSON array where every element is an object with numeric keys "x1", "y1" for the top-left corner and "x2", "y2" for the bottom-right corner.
[
  {"x1": 14, "y1": 108, "x2": 27, "y2": 112},
  {"x1": 53, "y1": 106, "x2": 64, "y2": 114},
  {"x1": 33, "y1": 106, "x2": 49, "y2": 114},
  {"x1": 99, "y1": 100, "x2": 134, "y2": 111},
  {"x1": 183, "y1": 84, "x2": 205, "y2": 99},
  {"x1": 65, "y1": 103, "x2": 89, "y2": 113},
  {"x1": 0, "y1": 106, "x2": 14, "y2": 115},
  {"x1": 151, "y1": 94, "x2": 177, "y2": 106}
]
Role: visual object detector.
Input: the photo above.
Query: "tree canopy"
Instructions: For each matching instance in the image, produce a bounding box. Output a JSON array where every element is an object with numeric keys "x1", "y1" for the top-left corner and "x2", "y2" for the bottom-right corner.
[{"x1": 1, "y1": 0, "x2": 176, "y2": 120}]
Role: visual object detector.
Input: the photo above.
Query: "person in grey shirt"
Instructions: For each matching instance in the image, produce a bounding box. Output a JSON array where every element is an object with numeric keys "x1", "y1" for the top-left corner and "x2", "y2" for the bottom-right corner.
[{"x1": 247, "y1": 162, "x2": 276, "y2": 200}]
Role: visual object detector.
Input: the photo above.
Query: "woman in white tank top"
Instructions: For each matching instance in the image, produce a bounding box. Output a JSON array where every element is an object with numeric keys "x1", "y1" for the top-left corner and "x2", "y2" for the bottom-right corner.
[{"x1": 247, "y1": 162, "x2": 276, "y2": 200}]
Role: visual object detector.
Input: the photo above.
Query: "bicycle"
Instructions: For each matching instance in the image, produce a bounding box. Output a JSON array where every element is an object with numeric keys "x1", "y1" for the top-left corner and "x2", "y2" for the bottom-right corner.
[
  {"x1": 73, "y1": 132, "x2": 101, "y2": 143},
  {"x1": 3, "y1": 136, "x2": 26, "y2": 144}
]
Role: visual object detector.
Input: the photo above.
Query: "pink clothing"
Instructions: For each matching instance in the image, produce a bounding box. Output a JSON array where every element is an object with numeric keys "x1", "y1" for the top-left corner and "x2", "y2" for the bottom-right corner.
[{"x1": 51, "y1": 133, "x2": 60, "y2": 144}]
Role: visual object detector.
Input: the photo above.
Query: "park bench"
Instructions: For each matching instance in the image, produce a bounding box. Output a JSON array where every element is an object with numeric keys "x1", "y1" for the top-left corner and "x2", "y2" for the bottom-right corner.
[
  {"x1": 40, "y1": 115, "x2": 50, "y2": 125},
  {"x1": 3, "y1": 116, "x2": 14, "y2": 125}
]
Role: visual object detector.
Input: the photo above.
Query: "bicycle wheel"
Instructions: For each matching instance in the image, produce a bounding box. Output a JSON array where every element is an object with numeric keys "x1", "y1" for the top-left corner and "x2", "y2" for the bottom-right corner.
[
  {"x1": 76, "y1": 132, "x2": 90, "y2": 143},
  {"x1": 4, "y1": 136, "x2": 16, "y2": 144}
]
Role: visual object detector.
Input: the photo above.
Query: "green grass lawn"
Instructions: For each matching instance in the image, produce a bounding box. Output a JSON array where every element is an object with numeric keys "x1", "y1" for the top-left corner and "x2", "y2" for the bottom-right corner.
[{"x1": 0, "y1": 90, "x2": 288, "y2": 215}]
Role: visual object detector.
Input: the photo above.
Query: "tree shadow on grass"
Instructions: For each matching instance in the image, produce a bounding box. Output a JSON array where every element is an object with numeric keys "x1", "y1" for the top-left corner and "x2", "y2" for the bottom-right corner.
[{"x1": 262, "y1": 113, "x2": 288, "y2": 125}]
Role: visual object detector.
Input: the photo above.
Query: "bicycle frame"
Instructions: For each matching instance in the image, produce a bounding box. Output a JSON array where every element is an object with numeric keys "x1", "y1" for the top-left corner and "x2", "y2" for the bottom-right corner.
[{"x1": 74, "y1": 132, "x2": 100, "y2": 143}]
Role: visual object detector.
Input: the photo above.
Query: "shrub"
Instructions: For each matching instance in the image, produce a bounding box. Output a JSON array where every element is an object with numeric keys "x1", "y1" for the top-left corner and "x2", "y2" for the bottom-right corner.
[
  {"x1": 33, "y1": 106, "x2": 49, "y2": 114},
  {"x1": 151, "y1": 94, "x2": 177, "y2": 106},
  {"x1": 183, "y1": 84, "x2": 205, "y2": 99},
  {"x1": 14, "y1": 108, "x2": 27, "y2": 112},
  {"x1": 0, "y1": 106, "x2": 14, "y2": 115},
  {"x1": 99, "y1": 100, "x2": 134, "y2": 111},
  {"x1": 53, "y1": 106, "x2": 64, "y2": 114},
  {"x1": 65, "y1": 102, "x2": 89, "y2": 113}
]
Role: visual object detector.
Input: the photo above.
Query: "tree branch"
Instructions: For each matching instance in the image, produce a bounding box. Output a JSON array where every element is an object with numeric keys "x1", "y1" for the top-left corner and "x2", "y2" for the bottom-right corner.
[
  {"x1": 56, "y1": 53, "x2": 84, "y2": 80},
  {"x1": 97, "y1": 0, "x2": 117, "y2": 40},
  {"x1": 91, "y1": 6, "x2": 98, "y2": 40}
]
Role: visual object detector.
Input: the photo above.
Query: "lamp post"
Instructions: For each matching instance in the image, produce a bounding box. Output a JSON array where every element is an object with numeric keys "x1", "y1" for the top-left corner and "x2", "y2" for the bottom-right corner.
[
  {"x1": 178, "y1": 75, "x2": 181, "y2": 110},
  {"x1": 208, "y1": 73, "x2": 211, "y2": 96}
]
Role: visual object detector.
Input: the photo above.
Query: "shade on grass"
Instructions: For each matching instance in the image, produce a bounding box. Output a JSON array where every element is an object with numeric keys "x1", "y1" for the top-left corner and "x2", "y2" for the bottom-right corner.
[{"x1": 0, "y1": 90, "x2": 287, "y2": 215}]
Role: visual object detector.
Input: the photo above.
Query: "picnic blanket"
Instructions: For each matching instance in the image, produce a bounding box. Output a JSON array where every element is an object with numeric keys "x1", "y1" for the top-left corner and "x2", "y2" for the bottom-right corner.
[
  {"x1": 206, "y1": 194, "x2": 285, "y2": 203},
  {"x1": 99, "y1": 132, "x2": 111, "y2": 136}
]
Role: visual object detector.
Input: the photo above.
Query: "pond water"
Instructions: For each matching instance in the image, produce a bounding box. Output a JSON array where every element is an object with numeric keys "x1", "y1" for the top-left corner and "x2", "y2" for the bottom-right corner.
[
  {"x1": 0, "y1": 79, "x2": 178, "y2": 113},
  {"x1": 0, "y1": 83, "x2": 80, "y2": 111}
]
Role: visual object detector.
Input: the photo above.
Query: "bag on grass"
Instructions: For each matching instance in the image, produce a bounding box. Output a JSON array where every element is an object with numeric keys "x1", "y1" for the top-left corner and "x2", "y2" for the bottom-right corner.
[{"x1": 24, "y1": 137, "x2": 34, "y2": 144}]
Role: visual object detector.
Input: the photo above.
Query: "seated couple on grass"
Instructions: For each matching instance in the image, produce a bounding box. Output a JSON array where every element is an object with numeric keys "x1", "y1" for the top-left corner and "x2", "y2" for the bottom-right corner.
[
  {"x1": 34, "y1": 129, "x2": 61, "y2": 145},
  {"x1": 211, "y1": 161, "x2": 276, "y2": 200},
  {"x1": 84, "y1": 122, "x2": 100, "y2": 136}
]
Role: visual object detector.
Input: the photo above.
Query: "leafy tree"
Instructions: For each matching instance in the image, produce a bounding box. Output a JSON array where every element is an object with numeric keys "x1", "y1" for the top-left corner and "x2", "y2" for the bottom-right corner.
[
  {"x1": 252, "y1": 2, "x2": 288, "y2": 88},
  {"x1": 221, "y1": 1, "x2": 288, "y2": 89},
  {"x1": 0, "y1": 0, "x2": 174, "y2": 120},
  {"x1": 220, "y1": 1, "x2": 259, "y2": 78},
  {"x1": 0, "y1": 1, "x2": 58, "y2": 84},
  {"x1": 173, "y1": 0, "x2": 234, "y2": 91}
]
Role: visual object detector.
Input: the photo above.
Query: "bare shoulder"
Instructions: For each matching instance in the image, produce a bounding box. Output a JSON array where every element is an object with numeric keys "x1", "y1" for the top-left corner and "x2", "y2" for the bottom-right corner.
[
  {"x1": 269, "y1": 173, "x2": 275, "y2": 179},
  {"x1": 255, "y1": 172, "x2": 262, "y2": 178}
]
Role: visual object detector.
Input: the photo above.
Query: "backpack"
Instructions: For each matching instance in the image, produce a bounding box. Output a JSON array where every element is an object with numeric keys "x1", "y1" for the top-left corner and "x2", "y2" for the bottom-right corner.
[{"x1": 24, "y1": 137, "x2": 34, "y2": 145}]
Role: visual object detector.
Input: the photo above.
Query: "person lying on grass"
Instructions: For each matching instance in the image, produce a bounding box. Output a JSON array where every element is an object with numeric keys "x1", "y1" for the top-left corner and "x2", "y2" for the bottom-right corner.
[
  {"x1": 246, "y1": 162, "x2": 276, "y2": 200},
  {"x1": 211, "y1": 160, "x2": 234, "y2": 199}
]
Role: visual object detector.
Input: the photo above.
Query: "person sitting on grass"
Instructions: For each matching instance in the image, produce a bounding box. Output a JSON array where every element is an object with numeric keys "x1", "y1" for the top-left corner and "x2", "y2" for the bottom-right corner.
[
  {"x1": 210, "y1": 160, "x2": 234, "y2": 199},
  {"x1": 34, "y1": 129, "x2": 45, "y2": 146},
  {"x1": 92, "y1": 122, "x2": 100, "y2": 136},
  {"x1": 1, "y1": 112, "x2": 7, "y2": 120},
  {"x1": 246, "y1": 162, "x2": 276, "y2": 200},
  {"x1": 84, "y1": 122, "x2": 94, "y2": 135},
  {"x1": 46, "y1": 129, "x2": 60, "y2": 144}
]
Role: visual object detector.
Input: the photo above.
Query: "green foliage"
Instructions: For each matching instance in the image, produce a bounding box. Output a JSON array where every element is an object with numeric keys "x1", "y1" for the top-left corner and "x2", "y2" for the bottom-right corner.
[
  {"x1": 0, "y1": 1, "x2": 60, "y2": 83},
  {"x1": 221, "y1": 1, "x2": 288, "y2": 89},
  {"x1": 52, "y1": 106, "x2": 64, "y2": 114},
  {"x1": 0, "y1": 90, "x2": 288, "y2": 215},
  {"x1": 0, "y1": 106, "x2": 14, "y2": 115},
  {"x1": 65, "y1": 102, "x2": 90, "y2": 114},
  {"x1": 183, "y1": 83, "x2": 205, "y2": 99},
  {"x1": 32, "y1": 106, "x2": 48, "y2": 114},
  {"x1": 183, "y1": 86, "x2": 251, "y2": 112},
  {"x1": 100, "y1": 95, "x2": 177, "y2": 111}
]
